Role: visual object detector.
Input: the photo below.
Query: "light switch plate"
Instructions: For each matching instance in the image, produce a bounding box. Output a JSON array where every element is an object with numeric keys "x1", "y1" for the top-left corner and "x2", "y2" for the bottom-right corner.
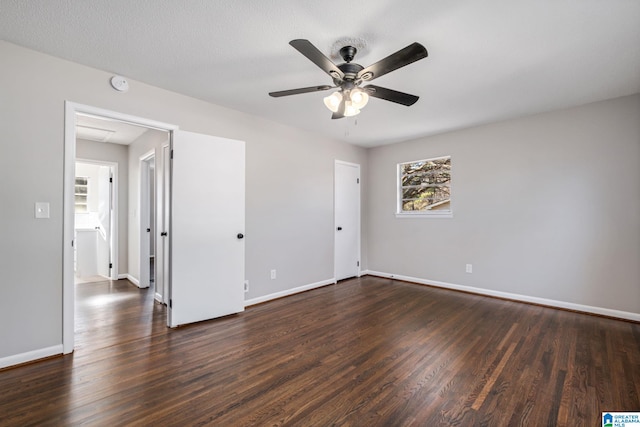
[{"x1": 35, "y1": 202, "x2": 50, "y2": 219}]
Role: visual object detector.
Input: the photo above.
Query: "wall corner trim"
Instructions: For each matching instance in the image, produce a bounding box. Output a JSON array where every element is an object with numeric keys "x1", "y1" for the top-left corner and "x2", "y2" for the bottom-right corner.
[
  {"x1": 244, "y1": 278, "x2": 336, "y2": 307},
  {"x1": 365, "y1": 271, "x2": 640, "y2": 322},
  {"x1": 0, "y1": 345, "x2": 63, "y2": 370}
]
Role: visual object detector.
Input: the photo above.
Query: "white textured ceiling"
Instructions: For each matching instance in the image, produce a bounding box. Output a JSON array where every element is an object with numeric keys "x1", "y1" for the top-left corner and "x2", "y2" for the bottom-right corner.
[
  {"x1": 1, "y1": 0, "x2": 639, "y2": 147},
  {"x1": 76, "y1": 115, "x2": 150, "y2": 145}
]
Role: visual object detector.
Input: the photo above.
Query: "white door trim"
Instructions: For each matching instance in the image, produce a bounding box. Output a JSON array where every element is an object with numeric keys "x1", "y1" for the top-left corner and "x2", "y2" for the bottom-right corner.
[
  {"x1": 334, "y1": 160, "x2": 361, "y2": 281},
  {"x1": 63, "y1": 101, "x2": 178, "y2": 354}
]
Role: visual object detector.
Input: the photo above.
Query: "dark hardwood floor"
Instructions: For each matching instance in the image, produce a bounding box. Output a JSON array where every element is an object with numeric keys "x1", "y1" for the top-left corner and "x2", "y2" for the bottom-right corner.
[{"x1": 1, "y1": 276, "x2": 639, "y2": 426}]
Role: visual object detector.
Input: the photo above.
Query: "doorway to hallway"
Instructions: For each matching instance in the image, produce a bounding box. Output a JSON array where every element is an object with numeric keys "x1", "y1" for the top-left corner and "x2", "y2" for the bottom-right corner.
[
  {"x1": 74, "y1": 160, "x2": 116, "y2": 284},
  {"x1": 64, "y1": 102, "x2": 247, "y2": 354},
  {"x1": 64, "y1": 103, "x2": 176, "y2": 354}
]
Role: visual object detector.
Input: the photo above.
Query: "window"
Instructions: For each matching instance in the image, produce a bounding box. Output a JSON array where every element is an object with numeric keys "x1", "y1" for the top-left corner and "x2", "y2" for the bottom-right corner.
[
  {"x1": 397, "y1": 156, "x2": 451, "y2": 217},
  {"x1": 75, "y1": 177, "x2": 89, "y2": 213}
]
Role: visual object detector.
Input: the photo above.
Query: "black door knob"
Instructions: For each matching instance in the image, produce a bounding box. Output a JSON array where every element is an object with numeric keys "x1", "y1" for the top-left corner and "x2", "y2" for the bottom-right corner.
[
  {"x1": 160, "y1": 231, "x2": 168, "y2": 237},
  {"x1": 146, "y1": 228, "x2": 151, "y2": 232},
  {"x1": 237, "y1": 233, "x2": 244, "y2": 239},
  {"x1": 337, "y1": 227, "x2": 342, "y2": 231}
]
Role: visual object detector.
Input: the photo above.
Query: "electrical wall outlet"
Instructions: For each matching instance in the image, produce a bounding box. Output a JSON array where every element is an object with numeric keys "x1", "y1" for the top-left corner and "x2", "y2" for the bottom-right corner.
[
  {"x1": 244, "y1": 280, "x2": 249, "y2": 293},
  {"x1": 466, "y1": 264, "x2": 473, "y2": 273},
  {"x1": 270, "y1": 269, "x2": 277, "y2": 280}
]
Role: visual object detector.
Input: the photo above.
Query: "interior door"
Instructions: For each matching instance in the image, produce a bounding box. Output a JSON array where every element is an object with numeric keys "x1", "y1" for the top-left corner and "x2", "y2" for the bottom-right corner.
[
  {"x1": 154, "y1": 144, "x2": 170, "y2": 304},
  {"x1": 168, "y1": 130, "x2": 245, "y2": 327},
  {"x1": 334, "y1": 161, "x2": 361, "y2": 281},
  {"x1": 96, "y1": 165, "x2": 112, "y2": 278},
  {"x1": 139, "y1": 154, "x2": 154, "y2": 289},
  {"x1": 162, "y1": 144, "x2": 170, "y2": 303}
]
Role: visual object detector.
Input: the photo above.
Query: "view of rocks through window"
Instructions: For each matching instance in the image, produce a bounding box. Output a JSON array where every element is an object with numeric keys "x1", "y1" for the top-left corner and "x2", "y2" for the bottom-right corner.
[{"x1": 400, "y1": 156, "x2": 451, "y2": 211}]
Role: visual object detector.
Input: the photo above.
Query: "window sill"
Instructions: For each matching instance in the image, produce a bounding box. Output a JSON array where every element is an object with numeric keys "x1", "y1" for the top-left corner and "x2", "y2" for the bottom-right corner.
[{"x1": 395, "y1": 212, "x2": 453, "y2": 219}]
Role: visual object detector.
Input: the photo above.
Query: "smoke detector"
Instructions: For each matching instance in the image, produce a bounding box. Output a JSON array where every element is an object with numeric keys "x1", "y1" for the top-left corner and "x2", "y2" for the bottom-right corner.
[{"x1": 110, "y1": 75, "x2": 129, "y2": 92}]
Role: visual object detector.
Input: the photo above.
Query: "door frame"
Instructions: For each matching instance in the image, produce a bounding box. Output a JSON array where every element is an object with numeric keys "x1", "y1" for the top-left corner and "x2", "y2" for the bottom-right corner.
[
  {"x1": 63, "y1": 101, "x2": 178, "y2": 354},
  {"x1": 334, "y1": 160, "x2": 361, "y2": 281},
  {"x1": 138, "y1": 150, "x2": 155, "y2": 289},
  {"x1": 75, "y1": 159, "x2": 118, "y2": 280}
]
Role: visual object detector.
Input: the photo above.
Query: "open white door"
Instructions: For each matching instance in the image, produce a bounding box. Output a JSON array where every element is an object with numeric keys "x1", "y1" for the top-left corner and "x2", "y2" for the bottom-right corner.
[
  {"x1": 96, "y1": 166, "x2": 112, "y2": 278},
  {"x1": 335, "y1": 161, "x2": 361, "y2": 281},
  {"x1": 168, "y1": 130, "x2": 245, "y2": 327},
  {"x1": 162, "y1": 144, "x2": 170, "y2": 303},
  {"x1": 154, "y1": 144, "x2": 170, "y2": 304},
  {"x1": 139, "y1": 153, "x2": 154, "y2": 289}
]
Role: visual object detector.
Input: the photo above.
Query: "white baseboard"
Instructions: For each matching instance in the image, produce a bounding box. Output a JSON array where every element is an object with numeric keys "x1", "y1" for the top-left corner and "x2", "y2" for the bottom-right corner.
[
  {"x1": 125, "y1": 274, "x2": 140, "y2": 287},
  {"x1": 244, "y1": 278, "x2": 336, "y2": 307},
  {"x1": 0, "y1": 345, "x2": 63, "y2": 370},
  {"x1": 364, "y1": 270, "x2": 640, "y2": 322},
  {"x1": 118, "y1": 274, "x2": 128, "y2": 280}
]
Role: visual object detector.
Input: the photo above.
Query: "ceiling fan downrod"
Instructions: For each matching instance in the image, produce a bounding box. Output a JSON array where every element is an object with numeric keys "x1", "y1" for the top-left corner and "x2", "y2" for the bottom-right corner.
[{"x1": 339, "y1": 45, "x2": 357, "y2": 63}]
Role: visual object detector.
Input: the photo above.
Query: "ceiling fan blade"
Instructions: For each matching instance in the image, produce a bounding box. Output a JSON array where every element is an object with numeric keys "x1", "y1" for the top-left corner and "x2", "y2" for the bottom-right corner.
[
  {"x1": 331, "y1": 96, "x2": 346, "y2": 119},
  {"x1": 290, "y1": 39, "x2": 345, "y2": 81},
  {"x1": 357, "y1": 42, "x2": 428, "y2": 82},
  {"x1": 364, "y1": 85, "x2": 420, "y2": 106},
  {"x1": 269, "y1": 85, "x2": 334, "y2": 97}
]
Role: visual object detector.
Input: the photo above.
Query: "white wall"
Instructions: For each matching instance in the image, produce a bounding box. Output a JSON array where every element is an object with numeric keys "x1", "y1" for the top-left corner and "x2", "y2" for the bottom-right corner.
[
  {"x1": 0, "y1": 40, "x2": 367, "y2": 364},
  {"x1": 7, "y1": 36, "x2": 634, "y2": 369},
  {"x1": 367, "y1": 94, "x2": 640, "y2": 316},
  {"x1": 76, "y1": 139, "x2": 129, "y2": 274}
]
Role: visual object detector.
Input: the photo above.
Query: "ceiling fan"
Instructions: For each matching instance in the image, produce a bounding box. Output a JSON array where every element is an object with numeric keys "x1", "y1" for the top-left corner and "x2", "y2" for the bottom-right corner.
[{"x1": 269, "y1": 39, "x2": 428, "y2": 119}]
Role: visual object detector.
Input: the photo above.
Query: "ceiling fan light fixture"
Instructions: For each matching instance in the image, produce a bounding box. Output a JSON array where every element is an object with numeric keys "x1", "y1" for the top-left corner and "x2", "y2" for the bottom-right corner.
[
  {"x1": 273, "y1": 39, "x2": 428, "y2": 119},
  {"x1": 344, "y1": 101, "x2": 361, "y2": 117},
  {"x1": 323, "y1": 91, "x2": 343, "y2": 112},
  {"x1": 344, "y1": 109, "x2": 360, "y2": 117},
  {"x1": 349, "y1": 88, "x2": 369, "y2": 109}
]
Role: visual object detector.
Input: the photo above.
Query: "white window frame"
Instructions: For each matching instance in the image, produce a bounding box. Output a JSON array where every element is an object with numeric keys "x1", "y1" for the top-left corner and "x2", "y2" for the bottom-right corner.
[{"x1": 396, "y1": 155, "x2": 452, "y2": 218}]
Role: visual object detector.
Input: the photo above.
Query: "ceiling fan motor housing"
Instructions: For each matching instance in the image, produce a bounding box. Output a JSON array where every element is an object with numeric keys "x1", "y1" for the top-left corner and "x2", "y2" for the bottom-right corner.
[{"x1": 336, "y1": 61, "x2": 364, "y2": 85}]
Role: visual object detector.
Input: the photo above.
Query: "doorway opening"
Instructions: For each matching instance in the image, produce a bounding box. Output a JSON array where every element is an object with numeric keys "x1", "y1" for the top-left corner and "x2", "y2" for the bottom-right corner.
[
  {"x1": 64, "y1": 102, "x2": 177, "y2": 354},
  {"x1": 65, "y1": 102, "x2": 247, "y2": 351},
  {"x1": 74, "y1": 160, "x2": 116, "y2": 284}
]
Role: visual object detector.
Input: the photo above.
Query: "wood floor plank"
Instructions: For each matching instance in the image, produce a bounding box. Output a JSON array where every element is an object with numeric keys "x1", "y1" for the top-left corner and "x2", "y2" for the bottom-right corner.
[{"x1": 1, "y1": 276, "x2": 638, "y2": 426}]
